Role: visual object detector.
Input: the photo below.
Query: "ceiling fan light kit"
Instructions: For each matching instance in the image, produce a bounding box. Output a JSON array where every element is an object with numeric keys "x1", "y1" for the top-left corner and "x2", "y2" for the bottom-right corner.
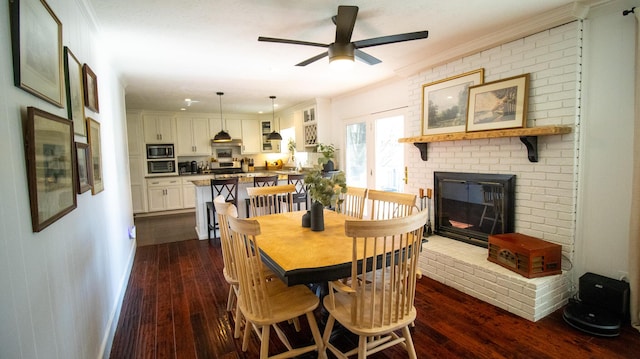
[{"x1": 258, "y1": 5, "x2": 428, "y2": 67}]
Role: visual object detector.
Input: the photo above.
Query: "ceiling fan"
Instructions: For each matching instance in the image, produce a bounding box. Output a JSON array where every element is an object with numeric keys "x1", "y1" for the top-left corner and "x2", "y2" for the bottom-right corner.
[{"x1": 258, "y1": 5, "x2": 429, "y2": 67}]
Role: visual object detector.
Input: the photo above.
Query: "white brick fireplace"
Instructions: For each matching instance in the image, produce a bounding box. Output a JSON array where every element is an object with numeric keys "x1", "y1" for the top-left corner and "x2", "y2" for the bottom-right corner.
[{"x1": 406, "y1": 22, "x2": 581, "y2": 321}]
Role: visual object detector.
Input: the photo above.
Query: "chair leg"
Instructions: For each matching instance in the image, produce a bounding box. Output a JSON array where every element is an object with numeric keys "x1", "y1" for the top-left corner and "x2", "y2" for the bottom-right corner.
[
  {"x1": 242, "y1": 319, "x2": 251, "y2": 351},
  {"x1": 401, "y1": 326, "x2": 417, "y2": 359},
  {"x1": 306, "y1": 311, "x2": 326, "y2": 359},
  {"x1": 358, "y1": 335, "x2": 367, "y2": 359},
  {"x1": 260, "y1": 325, "x2": 270, "y2": 359}
]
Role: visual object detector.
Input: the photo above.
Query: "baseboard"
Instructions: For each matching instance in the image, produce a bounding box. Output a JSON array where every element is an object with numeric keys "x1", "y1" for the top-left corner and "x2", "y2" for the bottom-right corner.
[{"x1": 98, "y1": 239, "x2": 137, "y2": 359}]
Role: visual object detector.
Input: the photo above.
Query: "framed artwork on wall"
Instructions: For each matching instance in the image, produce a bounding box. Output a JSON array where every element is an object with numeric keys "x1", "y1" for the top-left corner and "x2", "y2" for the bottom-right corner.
[
  {"x1": 421, "y1": 69, "x2": 484, "y2": 135},
  {"x1": 9, "y1": 0, "x2": 64, "y2": 107},
  {"x1": 466, "y1": 74, "x2": 530, "y2": 132},
  {"x1": 24, "y1": 107, "x2": 77, "y2": 232},
  {"x1": 64, "y1": 47, "x2": 86, "y2": 136},
  {"x1": 83, "y1": 64, "x2": 99, "y2": 113},
  {"x1": 87, "y1": 118, "x2": 104, "y2": 194},
  {"x1": 75, "y1": 142, "x2": 92, "y2": 194}
]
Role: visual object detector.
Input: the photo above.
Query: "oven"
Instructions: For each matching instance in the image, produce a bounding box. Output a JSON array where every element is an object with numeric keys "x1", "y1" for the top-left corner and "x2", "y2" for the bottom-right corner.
[
  {"x1": 147, "y1": 160, "x2": 176, "y2": 174},
  {"x1": 146, "y1": 144, "x2": 174, "y2": 159}
]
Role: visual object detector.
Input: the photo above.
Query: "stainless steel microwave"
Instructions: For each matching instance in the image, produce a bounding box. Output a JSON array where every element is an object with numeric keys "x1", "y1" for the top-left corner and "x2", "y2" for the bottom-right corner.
[
  {"x1": 147, "y1": 160, "x2": 176, "y2": 174},
  {"x1": 146, "y1": 144, "x2": 174, "y2": 159}
]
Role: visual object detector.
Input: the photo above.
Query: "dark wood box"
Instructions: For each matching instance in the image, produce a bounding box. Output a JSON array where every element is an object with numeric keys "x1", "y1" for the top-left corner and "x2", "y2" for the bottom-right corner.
[{"x1": 488, "y1": 233, "x2": 562, "y2": 278}]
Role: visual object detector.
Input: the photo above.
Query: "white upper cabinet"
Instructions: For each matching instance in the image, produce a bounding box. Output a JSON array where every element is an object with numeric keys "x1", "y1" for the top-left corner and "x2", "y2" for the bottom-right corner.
[
  {"x1": 143, "y1": 114, "x2": 176, "y2": 143},
  {"x1": 241, "y1": 119, "x2": 261, "y2": 154},
  {"x1": 176, "y1": 117, "x2": 211, "y2": 156}
]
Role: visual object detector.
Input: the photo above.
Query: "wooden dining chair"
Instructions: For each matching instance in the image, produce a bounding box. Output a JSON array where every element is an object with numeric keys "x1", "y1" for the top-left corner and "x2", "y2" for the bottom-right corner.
[
  {"x1": 206, "y1": 177, "x2": 239, "y2": 240},
  {"x1": 227, "y1": 215, "x2": 326, "y2": 359},
  {"x1": 245, "y1": 175, "x2": 279, "y2": 216},
  {"x1": 246, "y1": 184, "x2": 295, "y2": 217},
  {"x1": 321, "y1": 209, "x2": 428, "y2": 359},
  {"x1": 213, "y1": 196, "x2": 243, "y2": 338},
  {"x1": 367, "y1": 189, "x2": 417, "y2": 220},
  {"x1": 337, "y1": 186, "x2": 368, "y2": 219}
]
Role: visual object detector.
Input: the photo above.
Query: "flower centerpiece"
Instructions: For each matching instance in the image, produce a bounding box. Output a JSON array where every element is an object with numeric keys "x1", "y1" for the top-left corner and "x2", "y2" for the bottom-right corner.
[
  {"x1": 317, "y1": 143, "x2": 336, "y2": 172},
  {"x1": 303, "y1": 143, "x2": 347, "y2": 231},
  {"x1": 287, "y1": 139, "x2": 296, "y2": 164}
]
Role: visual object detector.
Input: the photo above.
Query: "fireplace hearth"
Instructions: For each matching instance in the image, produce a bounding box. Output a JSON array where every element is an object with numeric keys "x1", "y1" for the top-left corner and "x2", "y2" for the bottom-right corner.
[{"x1": 434, "y1": 172, "x2": 515, "y2": 247}]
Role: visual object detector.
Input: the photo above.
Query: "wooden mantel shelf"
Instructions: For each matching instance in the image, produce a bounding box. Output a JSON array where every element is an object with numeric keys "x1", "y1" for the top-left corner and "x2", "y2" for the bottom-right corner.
[{"x1": 399, "y1": 125, "x2": 572, "y2": 162}]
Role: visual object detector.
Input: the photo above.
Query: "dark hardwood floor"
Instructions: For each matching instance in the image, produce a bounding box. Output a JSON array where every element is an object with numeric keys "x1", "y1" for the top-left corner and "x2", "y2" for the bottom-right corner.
[{"x1": 110, "y1": 218, "x2": 639, "y2": 358}]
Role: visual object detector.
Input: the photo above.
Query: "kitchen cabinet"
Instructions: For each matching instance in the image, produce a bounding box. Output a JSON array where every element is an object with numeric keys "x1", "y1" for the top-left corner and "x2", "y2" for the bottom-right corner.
[
  {"x1": 182, "y1": 175, "x2": 211, "y2": 208},
  {"x1": 210, "y1": 118, "x2": 242, "y2": 139},
  {"x1": 143, "y1": 114, "x2": 176, "y2": 143},
  {"x1": 147, "y1": 178, "x2": 182, "y2": 211},
  {"x1": 176, "y1": 117, "x2": 210, "y2": 156},
  {"x1": 241, "y1": 119, "x2": 261, "y2": 154},
  {"x1": 127, "y1": 113, "x2": 147, "y2": 213}
]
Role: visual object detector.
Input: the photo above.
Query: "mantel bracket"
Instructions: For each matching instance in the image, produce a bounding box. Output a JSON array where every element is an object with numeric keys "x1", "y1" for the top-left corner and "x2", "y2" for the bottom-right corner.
[
  {"x1": 519, "y1": 136, "x2": 539, "y2": 162},
  {"x1": 413, "y1": 143, "x2": 428, "y2": 161}
]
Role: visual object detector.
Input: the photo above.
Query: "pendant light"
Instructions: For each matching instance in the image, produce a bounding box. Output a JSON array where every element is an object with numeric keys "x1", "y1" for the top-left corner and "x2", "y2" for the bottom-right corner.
[
  {"x1": 213, "y1": 92, "x2": 232, "y2": 142},
  {"x1": 266, "y1": 95, "x2": 282, "y2": 141}
]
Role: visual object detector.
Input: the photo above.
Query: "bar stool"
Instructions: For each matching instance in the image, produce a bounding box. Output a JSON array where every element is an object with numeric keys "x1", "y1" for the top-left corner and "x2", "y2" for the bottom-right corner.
[
  {"x1": 287, "y1": 173, "x2": 308, "y2": 211},
  {"x1": 244, "y1": 175, "x2": 278, "y2": 217},
  {"x1": 206, "y1": 177, "x2": 239, "y2": 241}
]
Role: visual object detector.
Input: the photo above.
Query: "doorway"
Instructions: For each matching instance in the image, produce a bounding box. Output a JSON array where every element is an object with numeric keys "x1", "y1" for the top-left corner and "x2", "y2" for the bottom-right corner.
[{"x1": 344, "y1": 111, "x2": 405, "y2": 191}]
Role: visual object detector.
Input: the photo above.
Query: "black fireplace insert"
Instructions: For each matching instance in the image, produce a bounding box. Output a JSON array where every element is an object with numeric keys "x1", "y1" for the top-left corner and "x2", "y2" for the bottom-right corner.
[{"x1": 434, "y1": 172, "x2": 515, "y2": 247}]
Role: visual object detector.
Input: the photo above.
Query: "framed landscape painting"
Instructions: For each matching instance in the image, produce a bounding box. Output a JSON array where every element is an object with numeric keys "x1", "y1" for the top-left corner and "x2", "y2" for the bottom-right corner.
[
  {"x1": 421, "y1": 69, "x2": 484, "y2": 135},
  {"x1": 64, "y1": 47, "x2": 86, "y2": 136},
  {"x1": 9, "y1": 0, "x2": 64, "y2": 107},
  {"x1": 87, "y1": 118, "x2": 104, "y2": 194},
  {"x1": 83, "y1": 64, "x2": 99, "y2": 112},
  {"x1": 466, "y1": 74, "x2": 530, "y2": 132},
  {"x1": 24, "y1": 107, "x2": 77, "y2": 232},
  {"x1": 75, "y1": 142, "x2": 92, "y2": 194}
]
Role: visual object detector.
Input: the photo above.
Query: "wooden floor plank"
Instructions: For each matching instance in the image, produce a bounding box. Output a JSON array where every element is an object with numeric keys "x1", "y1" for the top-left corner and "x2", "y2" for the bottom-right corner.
[{"x1": 110, "y1": 218, "x2": 640, "y2": 359}]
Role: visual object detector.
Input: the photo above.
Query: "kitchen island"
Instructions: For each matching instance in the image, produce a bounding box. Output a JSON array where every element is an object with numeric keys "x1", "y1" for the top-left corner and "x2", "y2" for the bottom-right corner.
[{"x1": 190, "y1": 171, "x2": 299, "y2": 240}]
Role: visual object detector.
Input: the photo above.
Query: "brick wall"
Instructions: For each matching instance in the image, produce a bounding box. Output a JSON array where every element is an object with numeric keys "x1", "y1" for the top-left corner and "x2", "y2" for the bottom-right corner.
[
  {"x1": 407, "y1": 21, "x2": 581, "y2": 256},
  {"x1": 407, "y1": 21, "x2": 582, "y2": 321}
]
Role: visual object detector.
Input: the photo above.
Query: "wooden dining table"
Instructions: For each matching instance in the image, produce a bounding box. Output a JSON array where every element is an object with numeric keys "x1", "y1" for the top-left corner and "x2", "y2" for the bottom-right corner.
[{"x1": 253, "y1": 209, "x2": 357, "y2": 286}]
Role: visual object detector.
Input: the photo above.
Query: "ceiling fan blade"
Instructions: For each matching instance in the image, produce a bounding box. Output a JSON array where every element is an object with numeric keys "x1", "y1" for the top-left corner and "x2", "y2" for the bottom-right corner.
[
  {"x1": 355, "y1": 49, "x2": 381, "y2": 65},
  {"x1": 334, "y1": 5, "x2": 358, "y2": 44},
  {"x1": 258, "y1": 36, "x2": 328, "y2": 48},
  {"x1": 353, "y1": 30, "x2": 429, "y2": 49},
  {"x1": 296, "y1": 52, "x2": 328, "y2": 66}
]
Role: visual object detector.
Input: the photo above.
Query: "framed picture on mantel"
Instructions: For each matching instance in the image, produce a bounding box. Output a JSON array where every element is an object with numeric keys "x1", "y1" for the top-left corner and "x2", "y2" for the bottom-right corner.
[
  {"x1": 466, "y1": 74, "x2": 529, "y2": 132},
  {"x1": 421, "y1": 69, "x2": 484, "y2": 136}
]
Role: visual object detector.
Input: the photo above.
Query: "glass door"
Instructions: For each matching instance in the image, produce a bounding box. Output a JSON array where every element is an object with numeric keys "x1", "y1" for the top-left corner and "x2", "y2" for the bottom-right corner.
[{"x1": 344, "y1": 111, "x2": 405, "y2": 191}]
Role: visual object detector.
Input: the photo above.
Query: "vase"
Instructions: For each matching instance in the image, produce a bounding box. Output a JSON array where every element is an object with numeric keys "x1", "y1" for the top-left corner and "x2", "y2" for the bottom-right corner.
[
  {"x1": 310, "y1": 201, "x2": 324, "y2": 231},
  {"x1": 323, "y1": 159, "x2": 334, "y2": 172},
  {"x1": 301, "y1": 210, "x2": 311, "y2": 228}
]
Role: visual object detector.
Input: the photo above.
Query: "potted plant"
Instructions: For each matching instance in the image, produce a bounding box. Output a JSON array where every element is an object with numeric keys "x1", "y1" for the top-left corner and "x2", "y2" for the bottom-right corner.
[
  {"x1": 287, "y1": 139, "x2": 296, "y2": 164},
  {"x1": 304, "y1": 144, "x2": 347, "y2": 231},
  {"x1": 317, "y1": 143, "x2": 336, "y2": 172}
]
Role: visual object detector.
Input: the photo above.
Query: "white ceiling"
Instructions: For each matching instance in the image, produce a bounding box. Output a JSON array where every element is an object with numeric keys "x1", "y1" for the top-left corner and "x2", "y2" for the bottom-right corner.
[{"x1": 87, "y1": 0, "x2": 587, "y2": 115}]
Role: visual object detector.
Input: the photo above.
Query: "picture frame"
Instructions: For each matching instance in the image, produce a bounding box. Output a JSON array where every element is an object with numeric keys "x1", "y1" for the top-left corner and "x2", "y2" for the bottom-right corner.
[
  {"x1": 421, "y1": 69, "x2": 484, "y2": 135},
  {"x1": 9, "y1": 0, "x2": 64, "y2": 107},
  {"x1": 75, "y1": 142, "x2": 92, "y2": 194},
  {"x1": 24, "y1": 107, "x2": 77, "y2": 232},
  {"x1": 466, "y1": 74, "x2": 530, "y2": 132},
  {"x1": 64, "y1": 47, "x2": 86, "y2": 136},
  {"x1": 87, "y1": 118, "x2": 104, "y2": 194},
  {"x1": 83, "y1": 64, "x2": 99, "y2": 113}
]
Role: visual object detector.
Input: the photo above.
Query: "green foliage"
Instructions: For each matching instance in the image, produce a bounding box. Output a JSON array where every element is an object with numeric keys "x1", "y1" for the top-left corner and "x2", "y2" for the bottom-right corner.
[
  {"x1": 304, "y1": 143, "x2": 346, "y2": 207},
  {"x1": 287, "y1": 139, "x2": 296, "y2": 153}
]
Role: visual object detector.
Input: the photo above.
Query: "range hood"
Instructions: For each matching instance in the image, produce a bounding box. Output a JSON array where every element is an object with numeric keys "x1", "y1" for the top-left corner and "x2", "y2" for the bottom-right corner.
[{"x1": 211, "y1": 139, "x2": 242, "y2": 147}]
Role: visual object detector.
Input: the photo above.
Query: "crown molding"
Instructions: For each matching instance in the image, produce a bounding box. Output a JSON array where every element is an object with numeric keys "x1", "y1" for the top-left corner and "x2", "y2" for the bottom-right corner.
[{"x1": 395, "y1": 1, "x2": 607, "y2": 78}]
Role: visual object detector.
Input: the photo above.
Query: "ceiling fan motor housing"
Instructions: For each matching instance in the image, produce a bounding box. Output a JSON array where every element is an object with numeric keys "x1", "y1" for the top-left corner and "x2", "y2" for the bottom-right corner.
[{"x1": 329, "y1": 42, "x2": 355, "y2": 62}]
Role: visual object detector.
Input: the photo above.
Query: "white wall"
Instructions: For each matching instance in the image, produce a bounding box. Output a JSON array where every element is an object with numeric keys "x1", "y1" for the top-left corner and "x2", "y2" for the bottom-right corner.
[
  {"x1": 576, "y1": 0, "x2": 637, "y2": 281},
  {"x1": 0, "y1": 1, "x2": 136, "y2": 358}
]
